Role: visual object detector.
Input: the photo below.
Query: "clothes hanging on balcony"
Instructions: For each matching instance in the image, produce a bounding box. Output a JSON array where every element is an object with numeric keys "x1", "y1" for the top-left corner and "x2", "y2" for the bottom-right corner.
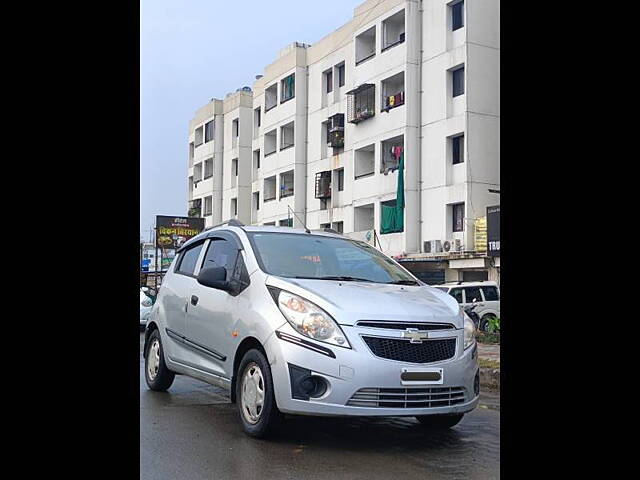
[
  {"x1": 380, "y1": 153, "x2": 404, "y2": 234},
  {"x1": 384, "y1": 92, "x2": 405, "y2": 110},
  {"x1": 382, "y1": 146, "x2": 403, "y2": 174}
]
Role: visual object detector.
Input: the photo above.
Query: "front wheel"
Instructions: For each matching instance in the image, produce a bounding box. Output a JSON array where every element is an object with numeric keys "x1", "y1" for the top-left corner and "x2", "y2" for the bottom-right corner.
[
  {"x1": 416, "y1": 413, "x2": 464, "y2": 429},
  {"x1": 236, "y1": 349, "x2": 283, "y2": 438}
]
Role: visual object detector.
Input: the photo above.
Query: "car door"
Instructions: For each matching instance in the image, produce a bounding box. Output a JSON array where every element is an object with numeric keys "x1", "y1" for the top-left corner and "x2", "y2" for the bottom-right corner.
[
  {"x1": 161, "y1": 240, "x2": 206, "y2": 363},
  {"x1": 186, "y1": 233, "x2": 245, "y2": 378},
  {"x1": 463, "y1": 285, "x2": 485, "y2": 315}
]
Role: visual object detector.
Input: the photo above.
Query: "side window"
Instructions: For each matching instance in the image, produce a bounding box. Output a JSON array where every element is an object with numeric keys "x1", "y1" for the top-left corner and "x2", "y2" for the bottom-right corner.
[
  {"x1": 464, "y1": 287, "x2": 482, "y2": 303},
  {"x1": 482, "y1": 286, "x2": 499, "y2": 301},
  {"x1": 202, "y1": 238, "x2": 239, "y2": 281},
  {"x1": 230, "y1": 253, "x2": 250, "y2": 291},
  {"x1": 449, "y1": 288, "x2": 463, "y2": 303},
  {"x1": 176, "y1": 243, "x2": 204, "y2": 276}
]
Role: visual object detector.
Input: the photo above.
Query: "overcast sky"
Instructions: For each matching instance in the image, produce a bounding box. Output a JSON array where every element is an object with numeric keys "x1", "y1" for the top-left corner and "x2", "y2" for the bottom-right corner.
[{"x1": 140, "y1": 0, "x2": 361, "y2": 241}]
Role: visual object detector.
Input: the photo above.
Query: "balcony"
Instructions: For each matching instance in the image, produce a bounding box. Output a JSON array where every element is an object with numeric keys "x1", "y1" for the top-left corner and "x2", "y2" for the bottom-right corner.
[
  {"x1": 381, "y1": 9, "x2": 405, "y2": 52},
  {"x1": 315, "y1": 171, "x2": 332, "y2": 199},
  {"x1": 381, "y1": 71, "x2": 405, "y2": 112},
  {"x1": 188, "y1": 199, "x2": 202, "y2": 218},
  {"x1": 381, "y1": 134, "x2": 403, "y2": 174},
  {"x1": 346, "y1": 84, "x2": 375, "y2": 124},
  {"x1": 265, "y1": 83, "x2": 278, "y2": 112},
  {"x1": 355, "y1": 26, "x2": 376, "y2": 65},
  {"x1": 327, "y1": 114, "x2": 344, "y2": 149},
  {"x1": 279, "y1": 170, "x2": 294, "y2": 199},
  {"x1": 355, "y1": 143, "x2": 375, "y2": 179}
]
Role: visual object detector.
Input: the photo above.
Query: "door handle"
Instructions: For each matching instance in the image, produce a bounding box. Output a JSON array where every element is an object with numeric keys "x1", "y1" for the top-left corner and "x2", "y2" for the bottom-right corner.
[{"x1": 191, "y1": 295, "x2": 199, "y2": 306}]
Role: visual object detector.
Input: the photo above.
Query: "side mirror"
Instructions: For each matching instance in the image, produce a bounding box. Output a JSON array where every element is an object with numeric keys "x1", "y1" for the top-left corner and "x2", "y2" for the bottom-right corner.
[{"x1": 197, "y1": 266, "x2": 230, "y2": 291}]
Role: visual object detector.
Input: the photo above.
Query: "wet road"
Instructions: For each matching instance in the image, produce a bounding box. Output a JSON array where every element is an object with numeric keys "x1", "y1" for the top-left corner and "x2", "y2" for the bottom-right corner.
[{"x1": 140, "y1": 333, "x2": 500, "y2": 480}]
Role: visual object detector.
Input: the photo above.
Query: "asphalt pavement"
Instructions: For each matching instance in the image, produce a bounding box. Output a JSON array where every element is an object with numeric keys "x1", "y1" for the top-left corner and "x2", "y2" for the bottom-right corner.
[{"x1": 140, "y1": 332, "x2": 500, "y2": 480}]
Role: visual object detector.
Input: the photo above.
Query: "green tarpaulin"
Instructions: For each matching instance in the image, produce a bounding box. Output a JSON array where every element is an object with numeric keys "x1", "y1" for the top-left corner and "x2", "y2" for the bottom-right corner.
[{"x1": 380, "y1": 154, "x2": 404, "y2": 234}]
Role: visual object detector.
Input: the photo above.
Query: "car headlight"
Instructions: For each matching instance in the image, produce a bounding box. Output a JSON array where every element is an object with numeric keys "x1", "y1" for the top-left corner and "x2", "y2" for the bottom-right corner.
[
  {"x1": 274, "y1": 289, "x2": 351, "y2": 348},
  {"x1": 141, "y1": 297, "x2": 152, "y2": 307},
  {"x1": 463, "y1": 313, "x2": 476, "y2": 350}
]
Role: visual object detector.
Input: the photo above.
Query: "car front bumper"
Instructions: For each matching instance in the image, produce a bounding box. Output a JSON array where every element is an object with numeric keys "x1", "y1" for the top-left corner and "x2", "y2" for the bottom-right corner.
[{"x1": 265, "y1": 323, "x2": 479, "y2": 417}]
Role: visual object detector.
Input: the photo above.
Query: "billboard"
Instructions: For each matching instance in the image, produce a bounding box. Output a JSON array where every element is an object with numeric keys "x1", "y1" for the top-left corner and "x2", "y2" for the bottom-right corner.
[
  {"x1": 474, "y1": 216, "x2": 487, "y2": 253},
  {"x1": 487, "y1": 205, "x2": 500, "y2": 257},
  {"x1": 155, "y1": 215, "x2": 205, "y2": 250}
]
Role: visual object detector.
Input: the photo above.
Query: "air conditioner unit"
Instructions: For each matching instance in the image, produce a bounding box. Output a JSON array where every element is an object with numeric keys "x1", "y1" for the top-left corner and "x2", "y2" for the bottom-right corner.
[
  {"x1": 442, "y1": 239, "x2": 461, "y2": 253},
  {"x1": 423, "y1": 240, "x2": 442, "y2": 253}
]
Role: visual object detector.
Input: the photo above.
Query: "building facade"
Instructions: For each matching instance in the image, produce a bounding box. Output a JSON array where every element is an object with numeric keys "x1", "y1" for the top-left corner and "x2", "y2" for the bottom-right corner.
[{"x1": 186, "y1": 0, "x2": 500, "y2": 284}]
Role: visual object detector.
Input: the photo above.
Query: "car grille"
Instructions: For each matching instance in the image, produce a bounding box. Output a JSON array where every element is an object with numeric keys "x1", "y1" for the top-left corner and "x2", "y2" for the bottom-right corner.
[
  {"x1": 347, "y1": 387, "x2": 466, "y2": 408},
  {"x1": 356, "y1": 321, "x2": 454, "y2": 330},
  {"x1": 362, "y1": 336, "x2": 456, "y2": 363}
]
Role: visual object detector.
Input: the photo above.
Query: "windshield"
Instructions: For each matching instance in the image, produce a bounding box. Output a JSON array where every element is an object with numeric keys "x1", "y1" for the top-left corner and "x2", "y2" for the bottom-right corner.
[{"x1": 247, "y1": 232, "x2": 418, "y2": 284}]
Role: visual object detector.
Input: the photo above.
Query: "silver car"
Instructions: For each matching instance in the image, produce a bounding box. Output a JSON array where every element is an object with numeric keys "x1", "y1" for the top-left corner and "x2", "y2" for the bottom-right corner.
[{"x1": 143, "y1": 223, "x2": 479, "y2": 437}]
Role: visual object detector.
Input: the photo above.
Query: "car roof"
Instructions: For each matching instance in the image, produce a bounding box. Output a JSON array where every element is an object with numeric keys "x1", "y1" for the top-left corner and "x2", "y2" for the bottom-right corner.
[
  {"x1": 177, "y1": 225, "x2": 345, "y2": 252},
  {"x1": 438, "y1": 281, "x2": 498, "y2": 288}
]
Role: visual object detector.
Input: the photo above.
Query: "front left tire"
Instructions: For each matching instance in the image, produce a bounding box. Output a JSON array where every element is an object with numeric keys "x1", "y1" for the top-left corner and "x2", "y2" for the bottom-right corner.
[
  {"x1": 145, "y1": 329, "x2": 175, "y2": 391},
  {"x1": 236, "y1": 348, "x2": 283, "y2": 438}
]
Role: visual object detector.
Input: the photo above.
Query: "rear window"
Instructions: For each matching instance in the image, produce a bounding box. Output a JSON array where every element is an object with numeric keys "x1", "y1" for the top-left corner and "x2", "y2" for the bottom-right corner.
[{"x1": 482, "y1": 286, "x2": 499, "y2": 301}]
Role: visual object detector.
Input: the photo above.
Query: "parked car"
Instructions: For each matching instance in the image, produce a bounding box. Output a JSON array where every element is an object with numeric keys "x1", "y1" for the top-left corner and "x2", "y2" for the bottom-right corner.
[
  {"x1": 433, "y1": 281, "x2": 500, "y2": 332},
  {"x1": 140, "y1": 288, "x2": 154, "y2": 327},
  {"x1": 143, "y1": 224, "x2": 479, "y2": 438}
]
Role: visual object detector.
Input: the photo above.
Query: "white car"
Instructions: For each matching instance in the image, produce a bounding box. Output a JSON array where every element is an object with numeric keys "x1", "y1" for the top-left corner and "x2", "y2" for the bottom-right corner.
[
  {"x1": 434, "y1": 281, "x2": 500, "y2": 331},
  {"x1": 140, "y1": 288, "x2": 154, "y2": 326}
]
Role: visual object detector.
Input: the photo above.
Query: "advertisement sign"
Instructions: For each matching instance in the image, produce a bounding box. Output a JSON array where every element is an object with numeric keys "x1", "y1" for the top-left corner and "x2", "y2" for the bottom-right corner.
[
  {"x1": 155, "y1": 215, "x2": 205, "y2": 250},
  {"x1": 487, "y1": 205, "x2": 500, "y2": 257},
  {"x1": 474, "y1": 216, "x2": 487, "y2": 253}
]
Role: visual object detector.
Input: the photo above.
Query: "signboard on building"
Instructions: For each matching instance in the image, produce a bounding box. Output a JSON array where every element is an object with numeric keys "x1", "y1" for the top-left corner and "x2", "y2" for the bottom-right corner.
[
  {"x1": 487, "y1": 205, "x2": 500, "y2": 257},
  {"x1": 474, "y1": 216, "x2": 487, "y2": 253},
  {"x1": 155, "y1": 215, "x2": 205, "y2": 250}
]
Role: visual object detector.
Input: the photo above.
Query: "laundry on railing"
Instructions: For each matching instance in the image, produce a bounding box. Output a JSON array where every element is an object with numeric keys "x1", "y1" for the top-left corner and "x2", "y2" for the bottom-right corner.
[
  {"x1": 381, "y1": 145, "x2": 404, "y2": 174},
  {"x1": 383, "y1": 91, "x2": 405, "y2": 111}
]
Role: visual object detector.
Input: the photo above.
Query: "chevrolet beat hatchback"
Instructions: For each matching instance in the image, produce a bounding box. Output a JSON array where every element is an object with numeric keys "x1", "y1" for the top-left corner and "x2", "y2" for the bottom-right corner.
[{"x1": 143, "y1": 222, "x2": 479, "y2": 438}]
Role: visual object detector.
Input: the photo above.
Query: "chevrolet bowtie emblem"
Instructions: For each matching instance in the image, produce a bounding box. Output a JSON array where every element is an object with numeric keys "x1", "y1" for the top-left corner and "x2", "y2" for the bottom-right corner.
[{"x1": 402, "y1": 328, "x2": 429, "y2": 343}]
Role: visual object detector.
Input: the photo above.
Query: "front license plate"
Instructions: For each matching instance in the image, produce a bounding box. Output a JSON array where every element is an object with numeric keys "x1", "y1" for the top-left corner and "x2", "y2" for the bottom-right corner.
[{"x1": 400, "y1": 367, "x2": 444, "y2": 385}]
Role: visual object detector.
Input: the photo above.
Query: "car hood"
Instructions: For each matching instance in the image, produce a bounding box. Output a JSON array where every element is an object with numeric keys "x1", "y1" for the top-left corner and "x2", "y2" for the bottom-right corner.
[{"x1": 266, "y1": 276, "x2": 463, "y2": 328}]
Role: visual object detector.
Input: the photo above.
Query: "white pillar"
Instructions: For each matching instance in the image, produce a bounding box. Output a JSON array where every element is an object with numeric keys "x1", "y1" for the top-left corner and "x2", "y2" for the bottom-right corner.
[{"x1": 212, "y1": 112, "x2": 224, "y2": 225}]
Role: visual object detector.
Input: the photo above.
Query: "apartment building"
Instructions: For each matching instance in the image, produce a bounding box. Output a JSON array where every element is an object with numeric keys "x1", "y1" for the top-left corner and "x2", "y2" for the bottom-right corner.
[{"x1": 186, "y1": 0, "x2": 500, "y2": 284}]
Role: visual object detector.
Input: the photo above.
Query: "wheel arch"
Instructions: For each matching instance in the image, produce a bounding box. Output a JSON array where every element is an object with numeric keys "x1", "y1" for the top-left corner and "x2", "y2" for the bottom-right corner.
[
  {"x1": 143, "y1": 321, "x2": 159, "y2": 358},
  {"x1": 230, "y1": 336, "x2": 267, "y2": 404}
]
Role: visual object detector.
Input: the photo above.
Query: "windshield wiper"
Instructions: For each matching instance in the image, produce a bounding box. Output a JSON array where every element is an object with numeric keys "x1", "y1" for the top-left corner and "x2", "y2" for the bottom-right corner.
[
  {"x1": 387, "y1": 279, "x2": 420, "y2": 285},
  {"x1": 293, "y1": 275, "x2": 375, "y2": 282}
]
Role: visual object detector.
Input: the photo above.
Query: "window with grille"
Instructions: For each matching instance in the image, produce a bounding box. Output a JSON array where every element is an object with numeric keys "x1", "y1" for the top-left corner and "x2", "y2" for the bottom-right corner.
[
  {"x1": 346, "y1": 83, "x2": 375, "y2": 124},
  {"x1": 315, "y1": 171, "x2": 331, "y2": 199}
]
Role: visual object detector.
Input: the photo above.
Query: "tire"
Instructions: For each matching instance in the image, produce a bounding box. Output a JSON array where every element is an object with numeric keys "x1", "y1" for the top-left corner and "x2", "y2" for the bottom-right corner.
[
  {"x1": 416, "y1": 413, "x2": 464, "y2": 429},
  {"x1": 145, "y1": 329, "x2": 175, "y2": 391},
  {"x1": 480, "y1": 314, "x2": 497, "y2": 333},
  {"x1": 236, "y1": 348, "x2": 283, "y2": 438}
]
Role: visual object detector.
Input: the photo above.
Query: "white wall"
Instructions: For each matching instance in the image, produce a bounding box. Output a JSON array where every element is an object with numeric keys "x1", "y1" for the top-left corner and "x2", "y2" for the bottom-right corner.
[{"x1": 186, "y1": 0, "x2": 499, "y2": 258}]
